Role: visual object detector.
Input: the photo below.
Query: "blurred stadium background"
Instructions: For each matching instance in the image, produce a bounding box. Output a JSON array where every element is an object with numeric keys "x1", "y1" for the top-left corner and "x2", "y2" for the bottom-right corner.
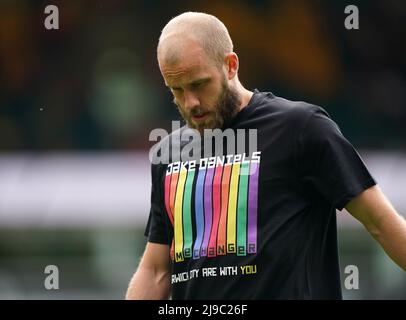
[{"x1": 0, "y1": 0, "x2": 405, "y2": 299}]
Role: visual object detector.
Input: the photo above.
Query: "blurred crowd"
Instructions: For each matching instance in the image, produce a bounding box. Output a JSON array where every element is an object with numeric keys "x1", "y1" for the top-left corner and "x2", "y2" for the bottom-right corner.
[{"x1": 1, "y1": 0, "x2": 405, "y2": 151}]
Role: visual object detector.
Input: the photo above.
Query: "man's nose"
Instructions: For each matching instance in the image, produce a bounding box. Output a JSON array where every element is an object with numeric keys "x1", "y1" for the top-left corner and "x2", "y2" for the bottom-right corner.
[{"x1": 183, "y1": 91, "x2": 200, "y2": 110}]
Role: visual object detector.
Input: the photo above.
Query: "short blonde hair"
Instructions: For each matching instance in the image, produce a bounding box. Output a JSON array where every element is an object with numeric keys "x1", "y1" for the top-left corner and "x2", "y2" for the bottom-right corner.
[{"x1": 157, "y1": 12, "x2": 234, "y2": 67}]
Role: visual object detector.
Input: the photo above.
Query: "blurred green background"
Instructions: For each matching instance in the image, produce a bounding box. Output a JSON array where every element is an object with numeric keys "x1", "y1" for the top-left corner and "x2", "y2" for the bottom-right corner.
[{"x1": 0, "y1": 0, "x2": 405, "y2": 299}]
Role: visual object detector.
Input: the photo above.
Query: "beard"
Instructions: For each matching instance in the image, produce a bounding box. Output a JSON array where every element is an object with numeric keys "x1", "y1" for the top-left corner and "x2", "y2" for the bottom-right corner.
[{"x1": 173, "y1": 82, "x2": 241, "y2": 133}]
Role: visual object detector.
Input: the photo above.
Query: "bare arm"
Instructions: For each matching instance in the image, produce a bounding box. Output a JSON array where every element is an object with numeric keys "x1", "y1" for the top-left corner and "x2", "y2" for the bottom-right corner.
[
  {"x1": 345, "y1": 185, "x2": 406, "y2": 271},
  {"x1": 125, "y1": 242, "x2": 172, "y2": 299}
]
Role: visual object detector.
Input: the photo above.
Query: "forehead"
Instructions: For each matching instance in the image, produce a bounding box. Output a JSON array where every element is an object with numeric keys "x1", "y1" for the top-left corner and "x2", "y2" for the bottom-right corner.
[{"x1": 159, "y1": 40, "x2": 218, "y2": 86}]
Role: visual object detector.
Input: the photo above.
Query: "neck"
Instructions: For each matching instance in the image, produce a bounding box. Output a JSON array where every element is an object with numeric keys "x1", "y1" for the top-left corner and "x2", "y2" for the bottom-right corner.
[{"x1": 234, "y1": 82, "x2": 253, "y2": 112}]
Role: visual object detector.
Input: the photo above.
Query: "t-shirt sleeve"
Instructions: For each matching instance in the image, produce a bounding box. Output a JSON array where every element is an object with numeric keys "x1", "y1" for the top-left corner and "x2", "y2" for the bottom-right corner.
[
  {"x1": 297, "y1": 106, "x2": 377, "y2": 210},
  {"x1": 144, "y1": 163, "x2": 172, "y2": 245}
]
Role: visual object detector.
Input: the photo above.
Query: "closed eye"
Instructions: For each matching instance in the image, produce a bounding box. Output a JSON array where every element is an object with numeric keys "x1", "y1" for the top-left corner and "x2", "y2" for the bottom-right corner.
[
  {"x1": 171, "y1": 87, "x2": 183, "y2": 92},
  {"x1": 190, "y1": 78, "x2": 210, "y2": 90}
]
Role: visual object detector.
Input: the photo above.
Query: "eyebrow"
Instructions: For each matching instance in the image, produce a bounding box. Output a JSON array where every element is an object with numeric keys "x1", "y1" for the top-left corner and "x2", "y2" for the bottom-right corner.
[
  {"x1": 190, "y1": 77, "x2": 211, "y2": 85},
  {"x1": 167, "y1": 77, "x2": 211, "y2": 90}
]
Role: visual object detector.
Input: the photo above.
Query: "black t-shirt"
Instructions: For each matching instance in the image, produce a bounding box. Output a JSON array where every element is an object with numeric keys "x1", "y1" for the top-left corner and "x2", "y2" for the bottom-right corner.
[{"x1": 144, "y1": 89, "x2": 376, "y2": 299}]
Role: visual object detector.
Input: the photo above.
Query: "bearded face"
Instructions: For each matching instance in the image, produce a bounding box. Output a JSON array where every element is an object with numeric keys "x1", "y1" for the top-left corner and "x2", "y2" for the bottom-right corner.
[{"x1": 173, "y1": 80, "x2": 241, "y2": 133}]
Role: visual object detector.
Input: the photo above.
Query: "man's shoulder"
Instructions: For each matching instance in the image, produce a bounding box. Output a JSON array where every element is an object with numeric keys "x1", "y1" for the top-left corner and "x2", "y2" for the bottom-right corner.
[{"x1": 255, "y1": 91, "x2": 329, "y2": 125}]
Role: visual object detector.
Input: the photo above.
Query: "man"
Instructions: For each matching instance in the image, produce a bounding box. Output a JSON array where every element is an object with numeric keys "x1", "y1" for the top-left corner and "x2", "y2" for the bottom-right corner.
[{"x1": 126, "y1": 12, "x2": 406, "y2": 299}]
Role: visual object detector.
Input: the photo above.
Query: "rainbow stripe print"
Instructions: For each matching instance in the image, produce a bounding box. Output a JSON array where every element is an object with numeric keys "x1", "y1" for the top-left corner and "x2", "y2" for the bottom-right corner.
[{"x1": 164, "y1": 152, "x2": 261, "y2": 263}]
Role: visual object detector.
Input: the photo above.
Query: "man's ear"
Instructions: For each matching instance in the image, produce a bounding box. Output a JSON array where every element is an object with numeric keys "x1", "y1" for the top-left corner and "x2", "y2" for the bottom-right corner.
[{"x1": 224, "y1": 52, "x2": 239, "y2": 80}]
